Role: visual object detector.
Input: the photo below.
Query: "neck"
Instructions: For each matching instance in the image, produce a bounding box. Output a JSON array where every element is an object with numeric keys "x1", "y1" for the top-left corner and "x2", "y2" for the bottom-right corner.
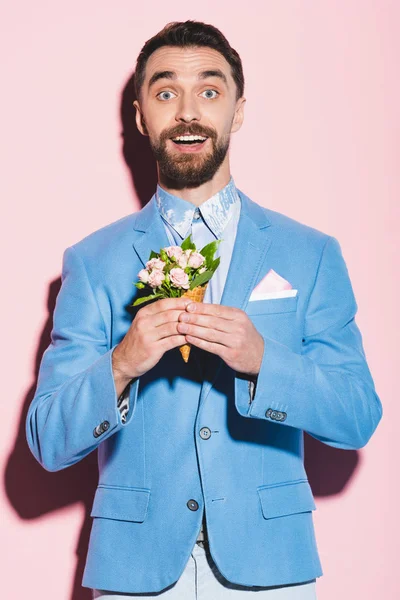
[{"x1": 157, "y1": 162, "x2": 232, "y2": 207}]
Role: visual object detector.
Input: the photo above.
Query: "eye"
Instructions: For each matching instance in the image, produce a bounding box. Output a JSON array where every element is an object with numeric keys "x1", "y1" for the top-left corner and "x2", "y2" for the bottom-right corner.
[
  {"x1": 157, "y1": 90, "x2": 177, "y2": 101},
  {"x1": 201, "y1": 89, "x2": 219, "y2": 99}
]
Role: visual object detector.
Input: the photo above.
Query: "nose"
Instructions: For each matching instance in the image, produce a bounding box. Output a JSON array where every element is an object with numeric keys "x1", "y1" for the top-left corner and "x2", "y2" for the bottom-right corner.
[{"x1": 174, "y1": 92, "x2": 201, "y2": 123}]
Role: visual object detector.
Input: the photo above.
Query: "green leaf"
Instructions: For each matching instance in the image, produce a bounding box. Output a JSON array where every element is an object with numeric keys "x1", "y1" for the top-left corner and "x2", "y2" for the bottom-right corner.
[
  {"x1": 209, "y1": 256, "x2": 221, "y2": 272},
  {"x1": 149, "y1": 250, "x2": 158, "y2": 259},
  {"x1": 189, "y1": 270, "x2": 214, "y2": 289},
  {"x1": 199, "y1": 238, "x2": 223, "y2": 256},
  {"x1": 199, "y1": 239, "x2": 223, "y2": 269},
  {"x1": 133, "y1": 282, "x2": 146, "y2": 289},
  {"x1": 131, "y1": 293, "x2": 165, "y2": 306},
  {"x1": 181, "y1": 233, "x2": 196, "y2": 251}
]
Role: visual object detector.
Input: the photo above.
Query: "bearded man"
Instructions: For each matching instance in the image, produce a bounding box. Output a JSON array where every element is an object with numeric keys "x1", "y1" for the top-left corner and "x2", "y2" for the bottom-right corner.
[{"x1": 26, "y1": 20, "x2": 382, "y2": 599}]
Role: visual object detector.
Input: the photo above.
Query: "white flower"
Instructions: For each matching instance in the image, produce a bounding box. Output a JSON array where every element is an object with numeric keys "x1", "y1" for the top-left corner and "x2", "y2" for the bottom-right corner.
[{"x1": 138, "y1": 268, "x2": 149, "y2": 283}]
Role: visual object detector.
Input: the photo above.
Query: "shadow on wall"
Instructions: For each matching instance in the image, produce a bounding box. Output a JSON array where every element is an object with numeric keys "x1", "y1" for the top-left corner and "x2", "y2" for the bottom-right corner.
[
  {"x1": 121, "y1": 71, "x2": 158, "y2": 208},
  {"x1": 4, "y1": 71, "x2": 359, "y2": 600}
]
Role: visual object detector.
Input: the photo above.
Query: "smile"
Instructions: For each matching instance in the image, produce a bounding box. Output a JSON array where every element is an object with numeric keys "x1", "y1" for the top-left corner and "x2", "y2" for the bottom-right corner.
[
  {"x1": 169, "y1": 136, "x2": 209, "y2": 153},
  {"x1": 171, "y1": 135, "x2": 208, "y2": 144}
]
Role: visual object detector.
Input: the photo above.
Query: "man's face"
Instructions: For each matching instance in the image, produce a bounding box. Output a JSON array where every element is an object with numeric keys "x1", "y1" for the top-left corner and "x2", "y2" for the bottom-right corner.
[{"x1": 133, "y1": 45, "x2": 245, "y2": 188}]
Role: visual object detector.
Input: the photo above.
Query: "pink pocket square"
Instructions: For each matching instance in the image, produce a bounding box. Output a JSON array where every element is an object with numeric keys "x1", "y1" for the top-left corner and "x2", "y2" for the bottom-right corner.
[{"x1": 252, "y1": 269, "x2": 293, "y2": 294}]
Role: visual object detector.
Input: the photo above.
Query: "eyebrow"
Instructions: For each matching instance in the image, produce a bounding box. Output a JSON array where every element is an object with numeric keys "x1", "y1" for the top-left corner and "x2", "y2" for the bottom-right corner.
[{"x1": 148, "y1": 69, "x2": 228, "y2": 89}]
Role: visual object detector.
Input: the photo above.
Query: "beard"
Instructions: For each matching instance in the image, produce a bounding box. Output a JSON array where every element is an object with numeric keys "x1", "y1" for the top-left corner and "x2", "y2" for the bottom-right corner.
[{"x1": 148, "y1": 123, "x2": 231, "y2": 189}]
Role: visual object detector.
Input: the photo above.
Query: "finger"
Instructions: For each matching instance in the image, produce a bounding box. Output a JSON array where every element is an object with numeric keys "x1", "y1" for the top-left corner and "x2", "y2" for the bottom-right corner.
[
  {"x1": 142, "y1": 296, "x2": 192, "y2": 317},
  {"x1": 152, "y1": 308, "x2": 190, "y2": 329},
  {"x1": 178, "y1": 322, "x2": 233, "y2": 348},
  {"x1": 156, "y1": 334, "x2": 188, "y2": 352},
  {"x1": 152, "y1": 321, "x2": 186, "y2": 342},
  {"x1": 184, "y1": 334, "x2": 228, "y2": 358},
  {"x1": 186, "y1": 302, "x2": 240, "y2": 320},
  {"x1": 178, "y1": 312, "x2": 235, "y2": 334}
]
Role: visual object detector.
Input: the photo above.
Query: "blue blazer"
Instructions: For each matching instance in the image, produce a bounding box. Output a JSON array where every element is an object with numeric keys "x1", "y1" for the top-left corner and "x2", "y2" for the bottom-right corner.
[{"x1": 26, "y1": 190, "x2": 382, "y2": 593}]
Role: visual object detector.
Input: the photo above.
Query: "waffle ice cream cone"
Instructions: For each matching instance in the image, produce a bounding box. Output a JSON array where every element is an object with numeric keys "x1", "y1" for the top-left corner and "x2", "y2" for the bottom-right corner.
[{"x1": 179, "y1": 283, "x2": 208, "y2": 362}]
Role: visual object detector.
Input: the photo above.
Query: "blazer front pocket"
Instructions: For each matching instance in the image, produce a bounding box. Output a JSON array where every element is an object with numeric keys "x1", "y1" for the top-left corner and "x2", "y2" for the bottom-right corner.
[
  {"x1": 246, "y1": 294, "x2": 299, "y2": 316},
  {"x1": 90, "y1": 485, "x2": 151, "y2": 522},
  {"x1": 257, "y1": 479, "x2": 316, "y2": 519}
]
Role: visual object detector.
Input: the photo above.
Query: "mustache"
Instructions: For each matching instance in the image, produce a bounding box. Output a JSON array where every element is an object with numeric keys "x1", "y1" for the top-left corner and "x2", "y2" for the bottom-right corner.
[{"x1": 160, "y1": 124, "x2": 217, "y2": 141}]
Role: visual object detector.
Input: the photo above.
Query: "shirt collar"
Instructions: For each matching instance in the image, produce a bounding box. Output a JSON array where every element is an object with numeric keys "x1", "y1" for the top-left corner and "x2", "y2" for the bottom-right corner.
[{"x1": 155, "y1": 176, "x2": 240, "y2": 240}]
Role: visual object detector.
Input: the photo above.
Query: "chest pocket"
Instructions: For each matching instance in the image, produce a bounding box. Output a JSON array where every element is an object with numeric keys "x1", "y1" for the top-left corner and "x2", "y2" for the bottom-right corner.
[{"x1": 245, "y1": 293, "x2": 299, "y2": 316}]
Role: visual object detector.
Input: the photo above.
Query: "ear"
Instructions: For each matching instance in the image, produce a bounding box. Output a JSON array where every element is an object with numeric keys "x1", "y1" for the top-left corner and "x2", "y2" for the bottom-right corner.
[
  {"x1": 230, "y1": 97, "x2": 246, "y2": 134},
  {"x1": 133, "y1": 100, "x2": 149, "y2": 136}
]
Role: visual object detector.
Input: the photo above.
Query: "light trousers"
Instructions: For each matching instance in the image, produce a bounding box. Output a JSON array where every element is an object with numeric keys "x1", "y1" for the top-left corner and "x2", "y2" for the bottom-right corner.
[{"x1": 92, "y1": 541, "x2": 317, "y2": 599}]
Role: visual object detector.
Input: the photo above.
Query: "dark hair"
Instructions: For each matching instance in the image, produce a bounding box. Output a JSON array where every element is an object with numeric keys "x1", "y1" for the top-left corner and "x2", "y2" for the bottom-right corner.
[{"x1": 134, "y1": 20, "x2": 244, "y2": 101}]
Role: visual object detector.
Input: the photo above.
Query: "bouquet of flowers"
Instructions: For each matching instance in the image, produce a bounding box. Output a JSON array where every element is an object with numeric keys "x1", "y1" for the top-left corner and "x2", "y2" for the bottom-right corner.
[{"x1": 131, "y1": 234, "x2": 222, "y2": 362}]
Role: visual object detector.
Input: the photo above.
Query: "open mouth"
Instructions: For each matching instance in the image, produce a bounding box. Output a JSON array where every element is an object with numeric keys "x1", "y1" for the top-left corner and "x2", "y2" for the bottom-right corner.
[{"x1": 170, "y1": 135, "x2": 209, "y2": 146}]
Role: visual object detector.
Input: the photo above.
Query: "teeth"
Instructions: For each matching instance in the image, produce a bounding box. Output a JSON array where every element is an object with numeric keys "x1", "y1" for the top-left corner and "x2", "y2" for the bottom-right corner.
[{"x1": 172, "y1": 135, "x2": 207, "y2": 142}]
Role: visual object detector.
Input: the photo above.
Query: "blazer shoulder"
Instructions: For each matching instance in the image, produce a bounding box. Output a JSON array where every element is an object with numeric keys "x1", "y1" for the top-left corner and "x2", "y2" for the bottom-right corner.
[
  {"x1": 243, "y1": 192, "x2": 333, "y2": 248},
  {"x1": 67, "y1": 212, "x2": 138, "y2": 261},
  {"x1": 267, "y1": 206, "x2": 330, "y2": 242}
]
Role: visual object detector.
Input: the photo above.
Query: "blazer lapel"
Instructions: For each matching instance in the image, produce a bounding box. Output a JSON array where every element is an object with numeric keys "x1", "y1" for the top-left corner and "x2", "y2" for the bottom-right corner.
[
  {"x1": 132, "y1": 195, "x2": 171, "y2": 268},
  {"x1": 198, "y1": 189, "x2": 273, "y2": 405},
  {"x1": 219, "y1": 189, "x2": 272, "y2": 310}
]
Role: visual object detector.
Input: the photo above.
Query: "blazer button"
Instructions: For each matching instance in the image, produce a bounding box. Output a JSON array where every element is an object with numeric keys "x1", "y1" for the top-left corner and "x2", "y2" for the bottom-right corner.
[
  {"x1": 93, "y1": 425, "x2": 102, "y2": 438},
  {"x1": 265, "y1": 408, "x2": 273, "y2": 419},
  {"x1": 93, "y1": 420, "x2": 110, "y2": 438},
  {"x1": 187, "y1": 499, "x2": 199, "y2": 511},
  {"x1": 199, "y1": 427, "x2": 211, "y2": 439}
]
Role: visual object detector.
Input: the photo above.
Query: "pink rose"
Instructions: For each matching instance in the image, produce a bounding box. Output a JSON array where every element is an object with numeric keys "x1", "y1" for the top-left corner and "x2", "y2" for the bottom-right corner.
[
  {"x1": 188, "y1": 252, "x2": 205, "y2": 269},
  {"x1": 165, "y1": 246, "x2": 183, "y2": 260},
  {"x1": 148, "y1": 269, "x2": 165, "y2": 288},
  {"x1": 146, "y1": 257, "x2": 166, "y2": 271},
  {"x1": 138, "y1": 268, "x2": 149, "y2": 283},
  {"x1": 169, "y1": 267, "x2": 190, "y2": 289},
  {"x1": 177, "y1": 253, "x2": 189, "y2": 268}
]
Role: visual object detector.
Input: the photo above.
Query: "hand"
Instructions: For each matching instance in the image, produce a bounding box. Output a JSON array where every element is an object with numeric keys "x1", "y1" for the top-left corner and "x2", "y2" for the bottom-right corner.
[
  {"x1": 112, "y1": 297, "x2": 192, "y2": 381},
  {"x1": 176, "y1": 302, "x2": 264, "y2": 378}
]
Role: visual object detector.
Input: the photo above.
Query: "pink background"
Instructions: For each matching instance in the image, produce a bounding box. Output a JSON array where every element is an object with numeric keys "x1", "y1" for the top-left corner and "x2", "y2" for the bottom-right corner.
[{"x1": 2, "y1": 2, "x2": 397, "y2": 598}]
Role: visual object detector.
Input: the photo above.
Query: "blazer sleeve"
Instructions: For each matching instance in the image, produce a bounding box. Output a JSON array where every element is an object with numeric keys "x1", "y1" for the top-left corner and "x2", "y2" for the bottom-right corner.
[
  {"x1": 234, "y1": 235, "x2": 383, "y2": 450},
  {"x1": 25, "y1": 245, "x2": 139, "y2": 472}
]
